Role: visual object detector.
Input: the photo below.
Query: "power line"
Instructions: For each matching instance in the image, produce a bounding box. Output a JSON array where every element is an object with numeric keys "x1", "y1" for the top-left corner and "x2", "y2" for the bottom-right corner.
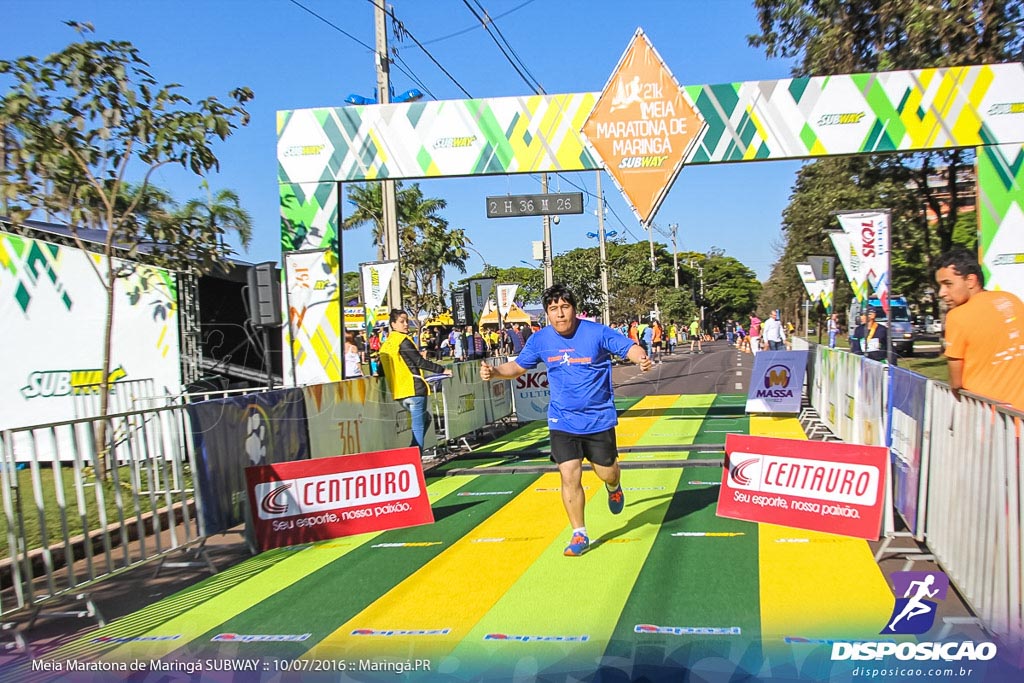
[
  {"x1": 422, "y1": 0, "x2": 540, "y2": 45},
  {"x1": 370, "y1": 0, "x2": 475, "y2": 98},
  {"x1": 462, "y1": 0, "x2": 544, "y2": 94},
  {"x1": 287, "y1": 0, "x2": 438, "y2": 99},
  {"x1": 467, "y1": 0, "x2": 546, "y2": 94}
]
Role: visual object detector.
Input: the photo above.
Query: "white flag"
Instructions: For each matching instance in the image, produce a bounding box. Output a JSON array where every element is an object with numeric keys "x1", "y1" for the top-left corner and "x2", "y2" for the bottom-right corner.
[
  {"x1": 496, "y1": 284, "x2": 519, "y2": 318},
  {"x1": 467, "y1": 278, "x2": 495, "y2": 317},
  {"x1": 360, "y1": 260, "x2": 398, "y2": 310},
  {"x1": 835, "y1": 211, "x2": 890, "y2": 310},
  {"x1": 827, "y1": 229, "x2": 870, "y2": 302}
]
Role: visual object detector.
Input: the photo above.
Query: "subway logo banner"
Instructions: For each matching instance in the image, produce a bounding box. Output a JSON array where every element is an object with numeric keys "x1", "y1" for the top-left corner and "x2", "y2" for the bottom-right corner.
[
  {"x1": 245, "y1": 447, "x2": 434, "y2": 551},
  {"x1": 719, "y1": 435, "x2": 887, "y2": 540},
  {"x1": 0, "y1": 232, "x2": 180, "y2": 441}
]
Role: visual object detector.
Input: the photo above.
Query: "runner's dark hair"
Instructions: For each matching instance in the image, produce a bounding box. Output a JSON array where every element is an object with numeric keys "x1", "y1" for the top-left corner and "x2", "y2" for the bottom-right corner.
[
  {"x1": 542, "y1": 284, "x2": 576, "y2": 310},
  {"x1": 936, "y1": 248, "x2": 985, "y2": 287}
]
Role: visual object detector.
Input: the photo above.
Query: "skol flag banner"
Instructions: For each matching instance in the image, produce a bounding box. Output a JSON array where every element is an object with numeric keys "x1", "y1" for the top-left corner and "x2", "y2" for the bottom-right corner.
[
  {"x1": 496, "y1": 283, "x2": 519, "y2": 319},
  {"x1": 745, "y1": 350, "x2": 808, "y2": 414},
  {"x1": 807, "y1": 255, "x2": 836, "y2": 311},
  {"x1": 718, "y1": 434, "x2": 887, "y2": 540},
  {"x1": 245, "y1": 447, "x2": 434, "y2": 551},
  {"x1": 581, "y1": 28, "x2": 705, "y2": 224},
  {"x1": 468, "y1": 278, "x2": 495, "y2": 318},
  {"x1": 285, "y1": 249, "x2": 341, "y2": 385},
  {"x1": 835, "y1": 211, "x2": 890, "y2": 314},
  {"x1": 360, "y1": 260, "x2": 397, "y2": 310}
]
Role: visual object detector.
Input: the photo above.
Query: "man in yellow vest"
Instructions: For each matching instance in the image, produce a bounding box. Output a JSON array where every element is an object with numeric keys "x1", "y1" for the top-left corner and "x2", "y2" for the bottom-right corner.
[{"x1": 380, "y1": 309, "x2": 452, "y2": 455}]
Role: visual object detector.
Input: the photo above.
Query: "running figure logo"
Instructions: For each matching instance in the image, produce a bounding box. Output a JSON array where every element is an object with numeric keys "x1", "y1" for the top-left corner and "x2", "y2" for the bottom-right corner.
[{"x1": 881, "y1": 571, "x2": 949, "y2": 635}]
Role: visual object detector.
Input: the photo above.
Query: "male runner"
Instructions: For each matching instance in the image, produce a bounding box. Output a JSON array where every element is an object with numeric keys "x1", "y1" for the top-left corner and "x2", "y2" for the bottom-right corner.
[{"x1": 479, "y1": 284, "x2": 652, "y2": 556}]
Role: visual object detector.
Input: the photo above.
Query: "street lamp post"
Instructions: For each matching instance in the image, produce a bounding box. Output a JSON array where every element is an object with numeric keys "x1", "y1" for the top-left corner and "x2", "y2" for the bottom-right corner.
[{"x1": 587, "y1": 229, "x2": 618, "y2": 326}]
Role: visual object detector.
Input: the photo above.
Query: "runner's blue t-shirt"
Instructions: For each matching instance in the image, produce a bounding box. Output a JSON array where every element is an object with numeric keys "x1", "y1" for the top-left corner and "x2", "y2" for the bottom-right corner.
[{"x1": 514, "y1": 319, "x2": 635, "y2": 434}]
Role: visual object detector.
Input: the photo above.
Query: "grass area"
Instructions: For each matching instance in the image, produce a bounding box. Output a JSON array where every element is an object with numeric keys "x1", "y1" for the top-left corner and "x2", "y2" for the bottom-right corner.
[{"x1": 0, "y1": 465, "x2": 192, "y2": 553}]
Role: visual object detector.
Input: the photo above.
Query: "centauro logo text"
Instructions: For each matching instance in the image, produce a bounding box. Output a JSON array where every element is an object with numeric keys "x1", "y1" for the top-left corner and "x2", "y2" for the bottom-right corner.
[
  {"x1": 22, "y1": 367, "x2": 128, "y2": 399},
  {"x1": 818, "y1": 112, "x2": 865, "y2": 125}
]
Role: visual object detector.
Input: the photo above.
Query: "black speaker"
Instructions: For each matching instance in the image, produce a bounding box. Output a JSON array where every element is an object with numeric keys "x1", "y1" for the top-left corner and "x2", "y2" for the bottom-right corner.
[{"x1": 247, "y1": 262, "x2": 283, "y2": 327}]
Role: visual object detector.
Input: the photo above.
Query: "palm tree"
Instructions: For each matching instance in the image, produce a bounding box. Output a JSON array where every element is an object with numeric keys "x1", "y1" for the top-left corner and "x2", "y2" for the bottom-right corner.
[
  {"x1": 178, "y1": 185, "x2": 253, "y2": 252},
  {"x1": 343, "y1": 181, "x2": 468, "y2": 314}
]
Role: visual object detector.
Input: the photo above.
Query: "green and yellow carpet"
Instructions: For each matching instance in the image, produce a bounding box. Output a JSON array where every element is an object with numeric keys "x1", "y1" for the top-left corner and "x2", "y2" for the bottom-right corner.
[{"x1": 22, "y1": 395, "x2": 907, "y2": 681}]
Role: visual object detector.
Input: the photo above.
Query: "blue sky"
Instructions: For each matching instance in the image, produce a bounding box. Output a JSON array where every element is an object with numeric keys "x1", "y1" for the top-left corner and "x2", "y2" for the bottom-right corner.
[{"x1": 3, "y1": 0, "x2": 803, "y2": 281}]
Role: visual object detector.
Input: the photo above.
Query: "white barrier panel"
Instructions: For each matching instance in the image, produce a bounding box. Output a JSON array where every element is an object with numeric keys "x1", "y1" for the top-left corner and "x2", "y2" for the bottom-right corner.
[
  {"x1": 302, "y1": 377, "x2": 436, "y2": 458},
  {"x1": 512, "y1": 363, "x2": 550, "y2": 422},
  {"x1": 924, "y1": 386, "x2": 1023, "y2": 649},
  {"x1": 855, "y1": 359, "x2": 887, "y2": 446},
  {"x1": 442, "y1": 361, "x2": 493, "y2": 439}
]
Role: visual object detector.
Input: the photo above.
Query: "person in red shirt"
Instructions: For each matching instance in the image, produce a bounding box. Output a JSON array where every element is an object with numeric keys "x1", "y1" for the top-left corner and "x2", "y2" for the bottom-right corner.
[{"x1": 935, "y1": 248, "x2": 1024, "y2": 411}]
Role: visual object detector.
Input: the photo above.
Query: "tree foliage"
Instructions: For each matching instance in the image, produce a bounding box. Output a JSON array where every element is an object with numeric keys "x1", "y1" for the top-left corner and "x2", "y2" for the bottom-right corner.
[
  {"x1": 343, "y1": 180, "x2": 470, "y2": 322},
  {"x1": 748, "y1": 1, "x2": 1021, "y2": 318},
  {"x1": 0, "y1": 22, "x2": 253, "y2": 474}
]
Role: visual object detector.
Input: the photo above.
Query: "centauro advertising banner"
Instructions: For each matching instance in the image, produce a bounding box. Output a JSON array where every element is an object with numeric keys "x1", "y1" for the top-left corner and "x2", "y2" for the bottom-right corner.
[
  {"x1": 0, "y1": 233, "x2": 180, "y2": 436},
  {"x1": 835, "y1": 211, "x2": 890, "y2": 314},
  {"x1": 745, "y1": 350, "x2": 808, "y2": 414},
  {"x1": 581, "y1": 28, "x2": 704, "y2": 224},
  {"x1": 718, "y1": 434, "x2": 887, "y2": 540},
  {"x1": 245, "y1": 447, "x2": 433, "y2": 551},
  {"x1": 284, "y1": 249, "x2": 341, "y2": 385}
]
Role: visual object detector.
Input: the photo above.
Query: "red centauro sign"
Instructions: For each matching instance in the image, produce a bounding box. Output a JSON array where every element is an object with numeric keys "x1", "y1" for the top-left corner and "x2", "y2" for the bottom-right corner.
[
  {"x1": 245, "y1": 447, "x2": 434, "y2": 550},
  {"x1": 717, "y1": 434, "x2": 887, "y2": 540}
]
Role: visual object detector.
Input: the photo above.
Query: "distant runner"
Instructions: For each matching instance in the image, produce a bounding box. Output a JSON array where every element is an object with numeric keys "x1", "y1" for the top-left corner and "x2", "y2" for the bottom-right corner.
[{"x1": 479, "y1": 284, "x2": 652, "y2": 556}]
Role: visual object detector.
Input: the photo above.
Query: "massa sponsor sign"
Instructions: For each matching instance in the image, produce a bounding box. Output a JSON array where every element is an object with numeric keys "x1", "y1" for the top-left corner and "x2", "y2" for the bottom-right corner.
[
  {"x1": 245, "y1": 447, "x2": 433, "y2": 550},
  {"x1": 717, "y1": 434, "x2": 886, "y2": 540}
]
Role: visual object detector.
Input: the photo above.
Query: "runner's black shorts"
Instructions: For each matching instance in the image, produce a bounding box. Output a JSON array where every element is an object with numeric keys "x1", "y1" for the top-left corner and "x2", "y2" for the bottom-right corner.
[{"x1": 549, "y1": 427, "x2": 618, "y2": 467}]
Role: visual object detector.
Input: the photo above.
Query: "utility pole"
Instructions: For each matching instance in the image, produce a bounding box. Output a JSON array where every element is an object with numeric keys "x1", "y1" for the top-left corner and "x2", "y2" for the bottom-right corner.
[
  {"x1": 596, "y1": 171, "x2": 610, "y2": 326},
  {"x1": 374, "y1": 0, "x2": 402, "y2": 310},
  {"x1": 646, "y1": 221, "x2": 659, "y2": 319},
  {"x1": 541, "y1": 173, "x2": 553, "y2": 288},
  {"x1": 669, "y1": 223, "x2": 679, "y2": 289}
]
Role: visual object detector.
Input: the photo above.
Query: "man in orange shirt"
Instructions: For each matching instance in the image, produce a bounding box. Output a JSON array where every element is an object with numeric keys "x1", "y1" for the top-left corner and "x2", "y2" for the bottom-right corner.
[{"x1": 935, "y1": 248, "x2": 1024, "y2": 411}]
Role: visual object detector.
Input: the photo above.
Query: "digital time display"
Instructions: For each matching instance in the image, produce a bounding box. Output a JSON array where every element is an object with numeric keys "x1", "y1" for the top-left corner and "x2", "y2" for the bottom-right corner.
[{"x1": 486, "y1": 192, "x2": 584, "y2": 218}]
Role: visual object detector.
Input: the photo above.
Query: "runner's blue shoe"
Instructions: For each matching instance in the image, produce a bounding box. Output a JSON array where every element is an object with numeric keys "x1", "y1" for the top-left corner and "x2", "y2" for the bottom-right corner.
[
  {"x1": 607, "y1": 484, "x2": 625, "y2": 514},
  {"x1": 563, "y1": 532, "x2": 590, "y2": 556}
]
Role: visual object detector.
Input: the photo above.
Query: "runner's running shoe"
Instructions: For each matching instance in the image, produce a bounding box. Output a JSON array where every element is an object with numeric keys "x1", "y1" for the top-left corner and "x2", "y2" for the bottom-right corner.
[
  {"x1": 563, "y1": 532, "x2": 590, "y2": 556},
  {"x1": 607, "y1": 485, "x2": 625, "y2": 514}
]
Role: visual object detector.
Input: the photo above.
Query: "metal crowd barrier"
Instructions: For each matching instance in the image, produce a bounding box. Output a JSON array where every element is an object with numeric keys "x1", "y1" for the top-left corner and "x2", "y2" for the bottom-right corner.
[
  {"x1": 804, "y1": 343, "x2": 1024, "y2": 649},
  {"x1": 924, "y1": 386, "x2": 1023, "y2": 649},
  {"x1": 0, "y1": 404, "x2": 202, "y2": 622}
]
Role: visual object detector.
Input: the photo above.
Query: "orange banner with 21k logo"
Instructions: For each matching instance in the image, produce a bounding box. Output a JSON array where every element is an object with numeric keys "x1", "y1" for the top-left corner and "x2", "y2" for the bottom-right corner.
[{"x1": 581, "y1": 28, "x2": 705, "y2": 224}]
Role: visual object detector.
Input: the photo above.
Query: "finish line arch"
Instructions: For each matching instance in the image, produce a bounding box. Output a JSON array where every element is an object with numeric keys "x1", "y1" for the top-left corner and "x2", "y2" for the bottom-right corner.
[{"x1": 277, "y1": 57, "x2": 1024, "y2": 385}]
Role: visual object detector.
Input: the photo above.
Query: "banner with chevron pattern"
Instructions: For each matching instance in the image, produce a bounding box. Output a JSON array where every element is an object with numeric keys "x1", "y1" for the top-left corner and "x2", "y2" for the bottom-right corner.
[
  {"x1": 278, "y1": 64, "x2": 1024, "y2": 185},
  {"x1": 978, "y1": 143, "x2": 1024, "y2": 294}
]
